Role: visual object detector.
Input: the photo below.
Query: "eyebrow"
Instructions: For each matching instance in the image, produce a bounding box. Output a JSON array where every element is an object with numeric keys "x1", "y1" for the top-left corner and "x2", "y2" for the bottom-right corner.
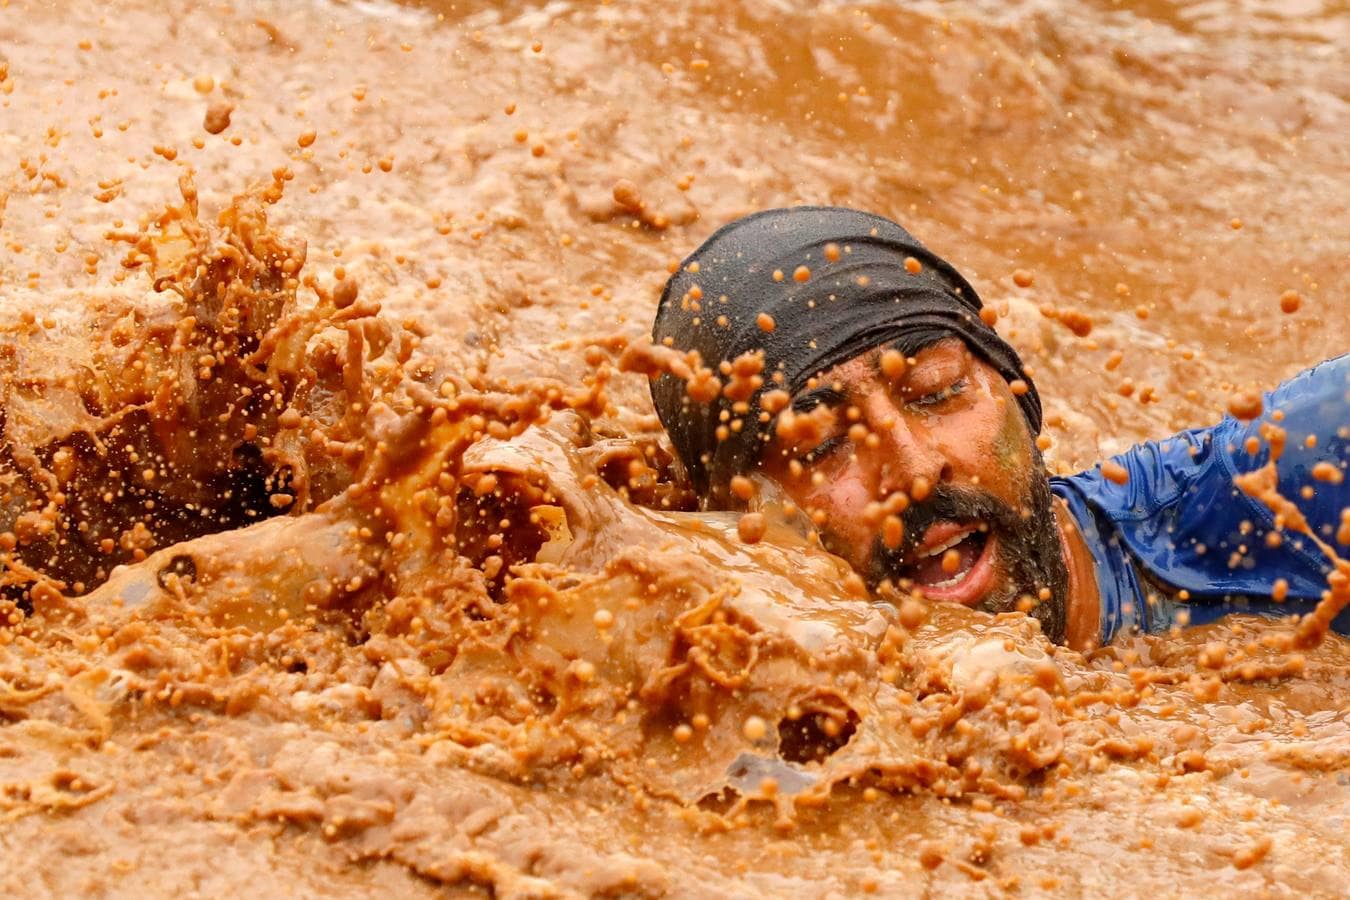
[
  {"x1": 869, "y1": 336, "x2": 962, "y2": 376},
  {"x1": 790, "y1": 385, "x2": 846, "y2": 414},
  {"x1": 867, "y1": 347, "x2": 889, "y2": 378}
]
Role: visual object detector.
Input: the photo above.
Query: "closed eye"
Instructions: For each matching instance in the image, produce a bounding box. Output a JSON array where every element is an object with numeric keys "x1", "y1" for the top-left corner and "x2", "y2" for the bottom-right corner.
[
  {"x1": 907, "y1": 376, "x2": 968, "y2": 409},
  {"x1": 796, "y1": 434, "x2": 846, "y2": 465}
]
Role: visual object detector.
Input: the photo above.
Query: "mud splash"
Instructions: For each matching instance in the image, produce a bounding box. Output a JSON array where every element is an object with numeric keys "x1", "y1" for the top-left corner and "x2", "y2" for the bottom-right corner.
[
  {"x1": 0, "y1": 0, "x2": 1347, "y2": 896},
  {"x1": 0, "y1": 168, "x2": 1342, "y2": 897}
]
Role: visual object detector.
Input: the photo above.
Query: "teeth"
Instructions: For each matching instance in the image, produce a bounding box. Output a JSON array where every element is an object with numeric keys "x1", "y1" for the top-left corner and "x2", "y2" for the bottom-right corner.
[{"x1": 920, "y1": 529, "x2": 974, "y2": 559}]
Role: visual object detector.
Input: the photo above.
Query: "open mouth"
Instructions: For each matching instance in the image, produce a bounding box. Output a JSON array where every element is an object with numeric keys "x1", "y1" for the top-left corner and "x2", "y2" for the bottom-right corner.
[{"x1": 894, "y1": 520, "x2": 997, "y2": 606}]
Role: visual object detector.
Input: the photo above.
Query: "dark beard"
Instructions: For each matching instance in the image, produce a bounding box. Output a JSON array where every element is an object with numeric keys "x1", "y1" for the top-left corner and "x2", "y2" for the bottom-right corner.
[{"x1": 859, "y1": 475, "x2": 1070, "y2": 644}]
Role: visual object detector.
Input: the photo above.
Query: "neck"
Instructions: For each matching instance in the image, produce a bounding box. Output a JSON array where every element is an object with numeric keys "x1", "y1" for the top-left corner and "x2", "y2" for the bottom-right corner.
[{"x1": 1054, "y1": 496, "x2": 1101, "y2": 651}]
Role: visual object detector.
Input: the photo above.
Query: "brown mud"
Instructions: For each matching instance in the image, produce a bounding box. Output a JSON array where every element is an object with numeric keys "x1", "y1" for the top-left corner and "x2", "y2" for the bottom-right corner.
[{"x1": 0, "y1": 0, "x2": 1347, "y2": 896}]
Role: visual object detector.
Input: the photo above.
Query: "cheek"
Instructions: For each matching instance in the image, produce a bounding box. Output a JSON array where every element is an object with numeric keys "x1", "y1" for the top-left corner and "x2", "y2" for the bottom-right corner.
[
  {"x1": 939, "y1": 388, "x2": 1015, "y2": 469},
  {"x1": 941, "y1": 386, "x2": 1035, "y2": 493},
  {"x1": 797, "y1": 465, "x2": 878, "y2": 558},
  {"x1": 949, "y1": 403, "x2": 1038, "y2": 514},
  {"x1": 992, "y1": 400, "x2": 1039, "y2": 488},
  {"x1": 807, "y1": 469, "x2": 873, "y2": 520},
  {"x1": 992, "y1": 398, "x2": 1029, "y2": 464}
]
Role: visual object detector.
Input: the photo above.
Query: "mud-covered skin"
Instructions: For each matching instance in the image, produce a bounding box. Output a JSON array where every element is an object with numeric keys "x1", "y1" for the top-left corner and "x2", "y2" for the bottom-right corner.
[{"x1": 0, "y1": 0, "x2": 1347, "y2": 896}]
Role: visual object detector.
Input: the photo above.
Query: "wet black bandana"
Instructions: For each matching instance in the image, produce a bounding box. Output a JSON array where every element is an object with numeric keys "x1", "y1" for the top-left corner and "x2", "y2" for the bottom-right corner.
[{"x1": 650, "y1": 206, "x2": 1041, "y2": 505}]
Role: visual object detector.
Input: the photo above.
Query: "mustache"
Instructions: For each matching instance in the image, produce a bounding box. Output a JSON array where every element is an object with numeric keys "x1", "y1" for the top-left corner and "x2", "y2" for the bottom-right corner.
[{"x1": 871, "y1": 483, "x2": 1023, "y2": 571}]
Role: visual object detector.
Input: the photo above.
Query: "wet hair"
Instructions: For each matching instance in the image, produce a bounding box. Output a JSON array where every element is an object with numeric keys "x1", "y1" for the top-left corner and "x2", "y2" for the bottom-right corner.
[{"x1": 650, "y1": 206, "x2": 1041, "y2": 505}]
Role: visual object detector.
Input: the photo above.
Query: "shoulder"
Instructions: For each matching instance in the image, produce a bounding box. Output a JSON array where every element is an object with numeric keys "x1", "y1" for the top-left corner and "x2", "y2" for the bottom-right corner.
[{"x1": 1061, "y1": 354, "x2": 1350, "y2": 519}]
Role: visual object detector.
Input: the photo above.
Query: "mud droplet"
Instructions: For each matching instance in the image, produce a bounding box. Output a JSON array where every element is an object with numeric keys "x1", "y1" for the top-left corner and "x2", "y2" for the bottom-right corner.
[
  {"x1": 899, "y1": 597, "x2": 927, "y2": 629},
  {"x1": 882, "y1": 515, "x2": 904, "y2": 550},
  {"x1": 1101, "y1": 460, "x2": 1129, "y2": 485},
  {"x1": 730, "y1": 475, "x2": 755, "y2": 501},
  {"x1": 1227, "y1": 391, "x2": 1263, "y2": 421},
  {"x1": 333, "y1": 278, "x2": 359, "y2": 309},
  {"x1": 203, "y1": 102, "x2": 234, "y2": 135},
  {"x1": 1312, "y1": 461, "x2": 1343, "y2": 484},
  {"x1": 760, "y1": 390, "x2": 790, "y2": 414},
  {"x1": 880, "y1": 348, "x2": 906, "y2": 380},
  {"x1": 737, "y1": 512, "x2": 766, "y2": 544},
  {"x1": 742, "y1": 715, "x2": 767, "y2": 741},
  {"x1": 910, "y1": 476, "x2": 931, "y2": 502},
  {"x1": 941, "y1": 548, "x2": 961, "y2": 574}
]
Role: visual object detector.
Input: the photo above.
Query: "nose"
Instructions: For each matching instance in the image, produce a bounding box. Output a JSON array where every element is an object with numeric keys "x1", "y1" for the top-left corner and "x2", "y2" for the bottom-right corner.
[{"x1": 867, "y1": 396, "x2": 948, "y2": 496}]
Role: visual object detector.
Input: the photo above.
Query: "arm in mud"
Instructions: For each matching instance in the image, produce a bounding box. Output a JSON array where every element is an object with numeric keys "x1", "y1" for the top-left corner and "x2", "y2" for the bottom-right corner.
[
  {"x1": 0, "y1": 177, "x2": 393, "y2": 605},
  {"x1": 1064, "y1": 354, "x2": 1349, "y2": 632}
]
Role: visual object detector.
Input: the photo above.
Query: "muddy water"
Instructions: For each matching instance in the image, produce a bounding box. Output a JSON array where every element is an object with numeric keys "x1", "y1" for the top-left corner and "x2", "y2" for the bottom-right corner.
[{"x1": 0, "y1": 0, "x2": 1347, "y2": 896}]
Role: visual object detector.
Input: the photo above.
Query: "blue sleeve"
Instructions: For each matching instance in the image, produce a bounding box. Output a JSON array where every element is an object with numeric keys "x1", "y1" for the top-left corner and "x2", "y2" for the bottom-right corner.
[{"x1": 1056, "y1": 354, "x2": 1349, "y2": 638}]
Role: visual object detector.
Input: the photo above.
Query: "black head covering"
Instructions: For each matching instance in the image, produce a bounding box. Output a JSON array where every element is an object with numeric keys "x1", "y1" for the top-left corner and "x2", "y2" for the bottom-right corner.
[{"x1": 650, "y1": 206, "x2": 1041, "y2": 505}]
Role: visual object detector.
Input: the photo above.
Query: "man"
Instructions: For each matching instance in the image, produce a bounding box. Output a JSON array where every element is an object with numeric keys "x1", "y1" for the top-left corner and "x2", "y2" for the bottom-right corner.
[{"x1": 649, "y1": 207, "x2": 1349, "y2": 650}]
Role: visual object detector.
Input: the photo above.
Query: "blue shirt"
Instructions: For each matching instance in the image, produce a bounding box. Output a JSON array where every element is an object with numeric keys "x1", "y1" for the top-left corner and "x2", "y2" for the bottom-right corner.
[{"x1": 1050, "y1": 354, "x2": 1350, "y2": 644}]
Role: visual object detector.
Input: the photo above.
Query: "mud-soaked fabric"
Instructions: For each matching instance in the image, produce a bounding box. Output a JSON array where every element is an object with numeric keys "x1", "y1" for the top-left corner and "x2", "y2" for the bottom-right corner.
[
  {"x1": 650, "y1": 207, "x2": 1042, "y2": 501},
  {"x1": 1054, "y1": 354, "x2": 1350, "y2": 641}
]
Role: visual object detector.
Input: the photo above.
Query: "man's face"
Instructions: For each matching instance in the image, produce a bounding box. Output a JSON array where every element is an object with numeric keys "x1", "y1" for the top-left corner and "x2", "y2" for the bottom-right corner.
[{"x1": 758, "y1": 338, "x2": 1069, "y2": 640}]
